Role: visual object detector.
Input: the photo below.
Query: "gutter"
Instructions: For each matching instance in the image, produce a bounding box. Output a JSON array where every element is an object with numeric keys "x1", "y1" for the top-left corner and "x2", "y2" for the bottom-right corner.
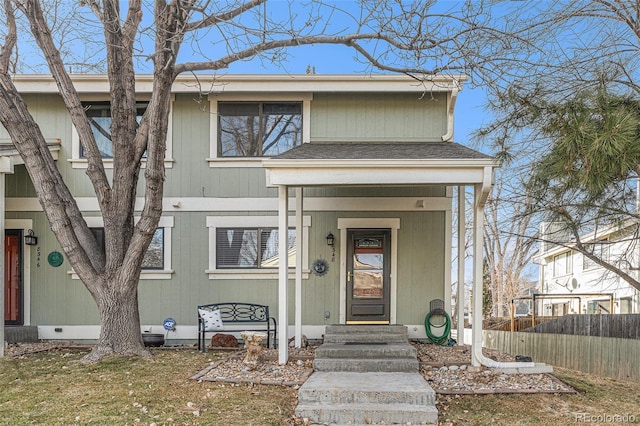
[{"x1": 441, "y1": 87, "x2": 459, "y2": 141}]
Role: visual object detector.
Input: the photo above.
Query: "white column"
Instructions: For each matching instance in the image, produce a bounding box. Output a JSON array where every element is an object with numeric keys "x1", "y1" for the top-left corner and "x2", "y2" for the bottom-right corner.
[
  {"x1": 294, "y1": 187, "x2": 303, "y2": 348},
  {"x1": 471, "y1": 183, "x2": 484, "y2": 367},
  {"x1": 278, "y1": 185, "x2": 289, "y2": 364},
  {"x1": 457, "y1": 186, "x2": 465, "y2": 345}
]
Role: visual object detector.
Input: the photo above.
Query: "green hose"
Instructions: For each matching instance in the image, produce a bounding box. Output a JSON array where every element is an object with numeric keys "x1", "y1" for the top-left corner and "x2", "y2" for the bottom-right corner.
[{"x1": 425, "y1": 311, "x2": 451, "y2": 345}]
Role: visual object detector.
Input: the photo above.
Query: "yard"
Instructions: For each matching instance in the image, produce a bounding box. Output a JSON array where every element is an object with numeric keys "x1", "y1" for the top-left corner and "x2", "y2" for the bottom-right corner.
[{"x1": 0, "y1": 346, "x2": 638, "y2": 425}]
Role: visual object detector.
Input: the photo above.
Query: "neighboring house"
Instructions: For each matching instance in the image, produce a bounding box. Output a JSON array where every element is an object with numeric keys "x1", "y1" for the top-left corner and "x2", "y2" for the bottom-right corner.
[
  {"x1": 1, "y1": 74, "x2": 498, "y2": 361},
  {"x1": 537, "y1": 222, "x2": 640, "y2": 316}
]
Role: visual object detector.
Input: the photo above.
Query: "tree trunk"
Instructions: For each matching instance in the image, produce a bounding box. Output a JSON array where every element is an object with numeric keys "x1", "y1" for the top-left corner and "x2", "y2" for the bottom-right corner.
[{"x1": 82, "y1": 277, "x2": 150, "y2": 363}]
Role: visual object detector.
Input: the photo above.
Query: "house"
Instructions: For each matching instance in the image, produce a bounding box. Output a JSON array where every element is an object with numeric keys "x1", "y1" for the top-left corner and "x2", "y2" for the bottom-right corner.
[
  {"x1": 537, "y1": 221, "x2": 640, "y2": 316},
  {"x1": 1, "y1": 74, "x2": 499, "y2": 365}
]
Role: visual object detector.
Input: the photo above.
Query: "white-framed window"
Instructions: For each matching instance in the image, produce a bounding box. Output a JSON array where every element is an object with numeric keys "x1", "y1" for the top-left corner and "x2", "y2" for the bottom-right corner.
[
  {"x1": 582, "y1": 239, "x2": 610, "y2": 270},
  {"x1": 552, "y1": 251, "x2": 572, "y2": 277},
  {"x1": 70, "y1": 216, "x2": 174, "y2": 279},
  {"x1": 206, "y1": 215, "x2": 310, "y2": 279},
  {"x1": 208, "y1": 93, "x2": 312, "y2": 167},
  {"x1": 69, "y1": 95, "x2": 174, "y2": 169}
]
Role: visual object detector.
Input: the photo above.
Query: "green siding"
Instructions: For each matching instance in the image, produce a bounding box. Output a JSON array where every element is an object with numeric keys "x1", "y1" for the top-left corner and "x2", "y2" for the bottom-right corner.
[{"x1": 311, "y1": 93, "x2": 447, "y2": 142}]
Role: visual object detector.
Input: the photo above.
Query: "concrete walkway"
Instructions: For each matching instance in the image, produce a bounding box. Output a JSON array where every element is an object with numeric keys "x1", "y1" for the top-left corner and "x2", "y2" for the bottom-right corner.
[{"x1": 294, "y1": 325, "x2": 438, "y2": 425}]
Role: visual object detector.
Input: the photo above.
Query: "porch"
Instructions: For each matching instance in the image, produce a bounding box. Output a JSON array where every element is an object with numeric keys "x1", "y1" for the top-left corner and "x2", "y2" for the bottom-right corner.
[{"x1": 262, "y1": 141, "x2": 500, "y2": 367}]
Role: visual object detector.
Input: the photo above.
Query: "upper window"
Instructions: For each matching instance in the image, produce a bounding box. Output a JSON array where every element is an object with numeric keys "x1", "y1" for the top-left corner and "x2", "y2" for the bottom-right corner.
[
  {"x1": 216, "y1": 227, "x2": 295, "y2": 269},
  {"x1": 82, "y1": 102, "x2": 147, "y2": 158},
  {"x1": 553, "y1": 251, "x2": 572, "y2": 277},
  {"x1": 583, "y1": 240, "x2": 610, "y2": 270},
  {"x1": 218, "y1": 102, "x2": 302, "y2": 157}
]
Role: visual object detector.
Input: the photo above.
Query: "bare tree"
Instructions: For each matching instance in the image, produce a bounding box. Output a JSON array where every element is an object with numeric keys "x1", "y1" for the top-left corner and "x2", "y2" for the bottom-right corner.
[
  {"x1": 483, "y1": 175, "x2": 536, "y2": 317},
  {"x1": 0, "y1": 0, "x2": 530, "y2": 362}
]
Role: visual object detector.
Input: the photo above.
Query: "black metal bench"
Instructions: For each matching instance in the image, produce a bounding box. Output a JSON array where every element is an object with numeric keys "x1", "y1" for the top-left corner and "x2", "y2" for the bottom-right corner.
[{"x1": 197, "y1": 302, "x2": 277, "y2": 352}]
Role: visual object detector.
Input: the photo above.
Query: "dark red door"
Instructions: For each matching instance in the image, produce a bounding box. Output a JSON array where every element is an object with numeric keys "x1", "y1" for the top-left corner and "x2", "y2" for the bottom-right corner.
[{"x1": 5, "y1": 231, "x2": 22, "y2": 325}]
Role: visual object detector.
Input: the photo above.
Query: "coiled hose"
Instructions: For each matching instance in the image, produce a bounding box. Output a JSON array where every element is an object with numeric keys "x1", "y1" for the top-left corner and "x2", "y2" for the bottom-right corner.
[{"x1": 424, "y1": 310, "x2": 451, "y2": 345}]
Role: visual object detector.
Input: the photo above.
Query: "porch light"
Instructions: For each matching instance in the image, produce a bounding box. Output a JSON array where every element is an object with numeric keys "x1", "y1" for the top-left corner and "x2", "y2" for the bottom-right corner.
[
  {"x1": 24, "y1": 229, "x2": 38, "y2": 246},
  {"x1": 326, "y1": 232, "x2": 335, "y2": 247}
]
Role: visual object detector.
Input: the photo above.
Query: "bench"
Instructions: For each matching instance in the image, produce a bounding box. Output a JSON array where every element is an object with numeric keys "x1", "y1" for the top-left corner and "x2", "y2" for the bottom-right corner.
[{"x1": 197, "y1": 302, "x2": 277, "y2": 352}]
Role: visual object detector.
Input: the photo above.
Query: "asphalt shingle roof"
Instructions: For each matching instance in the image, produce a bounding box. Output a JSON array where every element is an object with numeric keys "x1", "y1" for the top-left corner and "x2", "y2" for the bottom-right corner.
[{"x1": 271, "y1": 142, "x2": 493, "y2": 161}]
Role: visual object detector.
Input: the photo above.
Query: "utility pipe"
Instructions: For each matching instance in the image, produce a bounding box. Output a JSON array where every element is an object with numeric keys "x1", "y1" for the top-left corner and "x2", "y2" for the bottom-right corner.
[{"x1": 472, "y1": 180, "x2": 535, "y2": 369}]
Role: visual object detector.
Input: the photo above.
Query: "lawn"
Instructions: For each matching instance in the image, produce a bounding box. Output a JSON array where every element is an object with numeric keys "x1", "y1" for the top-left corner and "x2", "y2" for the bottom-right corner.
[
  {"x1": 0, "y1": 348, "x2": 298, "y2": 425},
  {"x1": 1, "y1": 347, "x2": 638, "y2": 425}
]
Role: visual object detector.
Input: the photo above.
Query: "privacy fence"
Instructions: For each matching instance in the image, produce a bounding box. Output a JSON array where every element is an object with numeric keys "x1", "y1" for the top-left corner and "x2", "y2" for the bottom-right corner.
[{"x1": 483, "y1": 330, "x2": 640, "y2": 382}]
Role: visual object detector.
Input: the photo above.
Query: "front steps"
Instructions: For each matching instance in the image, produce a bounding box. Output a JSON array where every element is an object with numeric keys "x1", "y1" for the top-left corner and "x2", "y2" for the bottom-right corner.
[
  {"x1": 296, "y1": 372, "x2": 438, "y2": 425},
  {"x1": 314, "y1": 325, "x2": 419, "y2": 372},
  {"x1": 296, "y1": 325, "x2": 437, "y2": 425}
]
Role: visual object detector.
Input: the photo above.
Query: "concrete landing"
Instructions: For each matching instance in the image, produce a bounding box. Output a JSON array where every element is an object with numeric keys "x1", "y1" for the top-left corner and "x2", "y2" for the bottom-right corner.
[{"x1": 296, "y1": 371, "x2": 438, "y2": 425}]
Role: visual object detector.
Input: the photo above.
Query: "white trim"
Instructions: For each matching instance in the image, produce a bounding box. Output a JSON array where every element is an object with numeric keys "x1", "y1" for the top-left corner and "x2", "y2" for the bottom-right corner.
[
  {"x1": 205, "y1": 215, "x2": 311, "y2": 280},
  {"x1": 37, "y1": 323, "x2": 432, "y2": 342},
  {"x1": 69, "y1": 216, "x2": 174, "y2": 279},
  {"x1": 6, "y1": 219, "x2": 32, "y2": 327},
  {"x1": 10, "y1": 74, "x2": 466, "y2": 95},
  {"x1": 69, "y1": 97, "x2": 175, "y2": 169},
  {"x1": 337, "y1": 218, "x2": 400, "y2": 324},
  {"x1": 444, "y1": 193, "x2": 453, "y2": 315},
  {"x1": 6, "y1": 196, "x2": 451, "y2": 212},
  {"x1": 207, "y1": 94, "x2": 312, "y2": 167}
]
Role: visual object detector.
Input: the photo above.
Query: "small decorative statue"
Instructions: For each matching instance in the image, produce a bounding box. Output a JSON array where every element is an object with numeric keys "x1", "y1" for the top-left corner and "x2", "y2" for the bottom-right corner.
[{"x1": 240, "y1": 331, "x2": 267, "y2": 366}]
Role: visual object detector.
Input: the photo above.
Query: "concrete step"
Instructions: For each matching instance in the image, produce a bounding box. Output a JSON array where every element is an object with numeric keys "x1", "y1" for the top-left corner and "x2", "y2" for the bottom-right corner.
[
  {"x1": 314, "y1": 357, "x2": 419, "y2": 372},
  {"x1": 315, "y1": 342, "x2": 417, "y2": 359},
  {"x1": 323, "y1": 333, "x2": 409, "y2": 344},
  {"x1": 4, "y1": 326, "x2": 39, "y2": 343},
  {"x1": 297, "y1": 372, "x2": 436, "y2": 406},
  {"x1": 295, "y1": 402, "x2": 438, "y2": 425},
  {"x1": 325, "y1": 324, "x2": 408, "y2": 335}
]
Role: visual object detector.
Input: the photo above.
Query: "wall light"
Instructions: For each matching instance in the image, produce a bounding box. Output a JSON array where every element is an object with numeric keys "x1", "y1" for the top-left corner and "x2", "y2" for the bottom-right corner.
[
  {"x1": 24, "y1": 229, "x2": 38, "y2": 246},
  {"x1": 326, "y1": 232, "x2": 335, "y2": 247}
]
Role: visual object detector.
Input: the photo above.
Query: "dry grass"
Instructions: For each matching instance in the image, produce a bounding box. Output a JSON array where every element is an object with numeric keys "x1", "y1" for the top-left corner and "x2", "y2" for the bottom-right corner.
[
  {"x1": 2, "y1": 347, "x2": 639, "y2": 425},
  {"x1": 0, "y1": 348, "x2": 297, "y2": 425},
  {"x1": 438, "y1": 367, "x2": 640, "y2": 425}
]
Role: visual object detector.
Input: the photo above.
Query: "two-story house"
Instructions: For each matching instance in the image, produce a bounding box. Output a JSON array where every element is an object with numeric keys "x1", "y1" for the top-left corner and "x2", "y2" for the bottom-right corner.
[
  {"x1": 1, "y1": 74, "x2": 499, "y2": 364},
  {"x1": 537, "y1": 221, "x2": 640, "y2": 316}
]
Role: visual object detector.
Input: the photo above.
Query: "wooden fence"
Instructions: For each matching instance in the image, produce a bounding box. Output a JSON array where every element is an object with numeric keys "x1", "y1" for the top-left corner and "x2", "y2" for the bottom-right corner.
[
  {"x1": 483, "y1": 330, "x2": 640, "y2": 382},
  {"x1": 526, "y1": 314, "x2": 640, "y2": 339}
]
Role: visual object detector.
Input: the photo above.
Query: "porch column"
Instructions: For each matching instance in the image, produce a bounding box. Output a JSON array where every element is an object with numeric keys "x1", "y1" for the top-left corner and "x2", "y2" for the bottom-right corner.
[
  {"x1": 0, "y1": 156, "x2": 13, "y2": 358},
  {"x1": 471, "y1": 183, "x2": 484, "y2": 367},
  {"x1": 457, "y1": 186, "x2": 465, "y2": 345},
  {"x1": 294, "y1": 187, "x2": 303, "y2": 348},
  {"x1": 278, "y1": 185, "x2": 289, "y2": 364}
]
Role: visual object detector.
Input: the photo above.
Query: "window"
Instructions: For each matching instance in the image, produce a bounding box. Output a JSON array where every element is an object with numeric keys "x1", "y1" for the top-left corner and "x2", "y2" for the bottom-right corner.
[
  {"x1": 82, "y1": 102, "x2": 147, "y2": 158},
  {"x1": 89, "y1": 227, "x2": 165, "y2": 270},
  {"x1": 553, "y1": 251, "x2": 572, "y2": 277},
  {"x1": 72, "y1": 216, "x2": 174, "y2": 280},
  {"x1": 216, "y1": 228, "x2": 295, "y2": 269},
  {"x1": 218, "y1": 102, "x2": 302, "y2": 157},
  {"x1": 70, "y1": 97, "x2": 174, "y2": 169},
  {"x1": 583, "y1": 240, "x2": 610, "y2": 270},
  {"x1": 207, "y1": 215, "x2": 310, "y2": 279}
]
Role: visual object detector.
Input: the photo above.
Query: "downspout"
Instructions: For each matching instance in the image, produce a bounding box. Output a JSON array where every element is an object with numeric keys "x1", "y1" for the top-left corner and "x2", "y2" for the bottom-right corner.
[
  {"x1": 472, "y1": 167, "x2": 535, "y2": 369},
  {"x1": 441, "y1": 87, "x2": 459, "y2": 142}
]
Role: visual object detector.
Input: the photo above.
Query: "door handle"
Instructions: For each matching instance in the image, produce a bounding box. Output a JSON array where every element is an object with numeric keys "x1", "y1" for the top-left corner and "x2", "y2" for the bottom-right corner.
[{"x1": 347, "y1": 271, "x2": 352, "y2": 282}]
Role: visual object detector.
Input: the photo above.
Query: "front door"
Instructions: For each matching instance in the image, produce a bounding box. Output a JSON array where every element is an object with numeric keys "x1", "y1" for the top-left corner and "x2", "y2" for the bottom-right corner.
[
  {"x1": 346, "y1": 229, "x2": 390, "y2": 324},
  {"x1": 4, "y1": 230, "x2": 23, "y2": 325}
]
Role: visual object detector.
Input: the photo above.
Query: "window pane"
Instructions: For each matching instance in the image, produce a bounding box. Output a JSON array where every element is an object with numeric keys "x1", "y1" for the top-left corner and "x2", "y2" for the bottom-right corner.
[
  {"x1": 216, "y1": 227, "x2": 295, "y2": 269},
  {"x1": 81, "y1": 103, "x2": 146, "y2": 158},
  {"x1": 218, "y1": 102, "x2": 302, "y2": 157},
  {"x1": 142, "y1": 228, "x2": 164, "y2": 270}
]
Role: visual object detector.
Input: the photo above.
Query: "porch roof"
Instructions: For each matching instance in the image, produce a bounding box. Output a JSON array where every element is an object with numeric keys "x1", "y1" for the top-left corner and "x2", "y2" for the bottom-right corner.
[{"x1": 263, "y1": 141, "x2": 499, "y2": 188}]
